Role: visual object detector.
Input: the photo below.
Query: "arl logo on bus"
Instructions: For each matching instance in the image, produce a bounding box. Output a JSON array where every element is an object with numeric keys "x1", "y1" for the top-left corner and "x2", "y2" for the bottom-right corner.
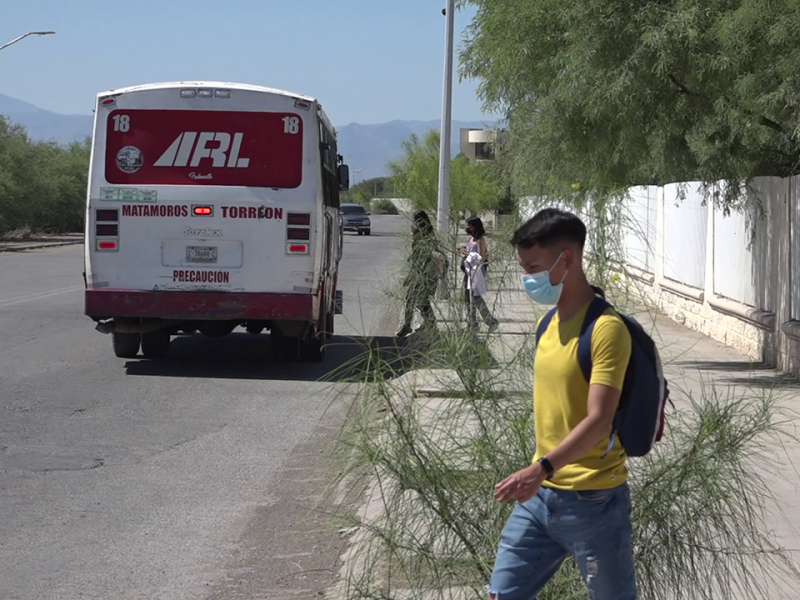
[
  {"x1": 155, "y1": 132, "x2": 250, "y2": 169},
  {"x1": 104, "y1": 110, "x2": 304, "y2": 188}
]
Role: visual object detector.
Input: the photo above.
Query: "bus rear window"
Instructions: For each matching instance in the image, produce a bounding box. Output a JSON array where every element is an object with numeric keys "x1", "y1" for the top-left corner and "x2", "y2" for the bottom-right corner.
[{"x1": 104, "y1": 109, "x2": 303, "y2": 188}]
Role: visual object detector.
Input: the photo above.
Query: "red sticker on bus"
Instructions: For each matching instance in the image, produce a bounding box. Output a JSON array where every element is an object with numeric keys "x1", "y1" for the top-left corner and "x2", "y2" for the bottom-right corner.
[{"x1": 105, "y1": 110, "x2": 303, "y2": 188}]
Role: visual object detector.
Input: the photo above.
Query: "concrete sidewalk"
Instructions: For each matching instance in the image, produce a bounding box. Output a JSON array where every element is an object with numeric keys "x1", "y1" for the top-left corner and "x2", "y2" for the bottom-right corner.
[
  {"x1": 329, "y1": 282, "x2": 800, "y2": 599},
  {"x1": 0, "y1": 233, "x2": 83, "y2": 252}
]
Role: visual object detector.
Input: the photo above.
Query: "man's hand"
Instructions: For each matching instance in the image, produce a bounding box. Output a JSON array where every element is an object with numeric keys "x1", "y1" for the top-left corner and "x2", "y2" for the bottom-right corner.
[{"x1": 493, "y1": 463, "x2": 546, "y2": 504}]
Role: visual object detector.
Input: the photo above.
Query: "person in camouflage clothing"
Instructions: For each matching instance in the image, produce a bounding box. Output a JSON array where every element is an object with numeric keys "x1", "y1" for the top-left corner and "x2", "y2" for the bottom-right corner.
[{"x1": 397, "y1": 210, "x2": 440, "y2": 337}]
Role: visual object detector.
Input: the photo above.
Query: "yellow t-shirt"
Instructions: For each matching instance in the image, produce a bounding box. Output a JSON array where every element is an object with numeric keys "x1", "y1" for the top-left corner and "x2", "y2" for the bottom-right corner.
[{"x1": 532, "y1": 301, "x2": 632, "y2": 491}]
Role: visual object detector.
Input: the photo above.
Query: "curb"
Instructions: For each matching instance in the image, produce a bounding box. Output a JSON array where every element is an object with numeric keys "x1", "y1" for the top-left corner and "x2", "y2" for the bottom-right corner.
[{"x1": 0, "y1": 240, "x2": 83, "y2": 253}]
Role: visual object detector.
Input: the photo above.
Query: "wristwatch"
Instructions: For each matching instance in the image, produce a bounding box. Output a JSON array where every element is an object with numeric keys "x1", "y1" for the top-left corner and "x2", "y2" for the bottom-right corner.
[{"x1": 537, "y1": 457, "x2": 554, "y2": 480}]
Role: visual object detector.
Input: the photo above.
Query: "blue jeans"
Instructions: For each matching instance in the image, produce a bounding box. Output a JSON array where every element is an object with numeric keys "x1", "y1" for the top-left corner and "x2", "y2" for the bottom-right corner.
[{"x1": 488, "y1": 482, "x2": 637, "y2": 599}]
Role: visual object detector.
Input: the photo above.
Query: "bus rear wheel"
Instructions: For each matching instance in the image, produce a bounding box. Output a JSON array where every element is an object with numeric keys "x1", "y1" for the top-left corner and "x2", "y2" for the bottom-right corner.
[
  {"x1": 141, "y1": 330, "x2": 170, "y2": 359},
  {"x1": 271, "y1": 327, "x2": 299, "y2": 361},
  {"x1": 301, "y1": 331, "x2": 325, "y2": 362},
  {"x1": 113, "y1": 331, "x2": 140, "y2": 358}
]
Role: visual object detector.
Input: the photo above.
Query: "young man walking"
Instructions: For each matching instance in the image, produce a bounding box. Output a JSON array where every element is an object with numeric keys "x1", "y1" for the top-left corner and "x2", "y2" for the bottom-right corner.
[{"x1": 487, "y1": 208, "x2": 637, "y2": 599}]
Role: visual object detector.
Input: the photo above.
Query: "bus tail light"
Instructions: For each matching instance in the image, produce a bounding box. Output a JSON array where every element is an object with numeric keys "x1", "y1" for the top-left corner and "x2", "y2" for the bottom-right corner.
[
  {"x1": 96, "y1": 240, "x2": 118, "y2": 251},
  {"x1": 96, "y1": 209, "x2": 119, "y2": 222},
  {"x1": 287, "y1": 227, "x2": 310, "y2": 240},
  {"x1": 193, "y1": 205, "x2": 213, "y2": 217},
  {"x1": 95, "y1": 208, "x2": 119, "y2": 252},
  {"x1": 96, "y1": 223, "x2": 118, "y2": 236},
  {"x1": 287, "y1": 213, "x2": 311, "y2": 226},
  {"x1": 286, "y1": 212, "x2": 311, "y2": 254}
]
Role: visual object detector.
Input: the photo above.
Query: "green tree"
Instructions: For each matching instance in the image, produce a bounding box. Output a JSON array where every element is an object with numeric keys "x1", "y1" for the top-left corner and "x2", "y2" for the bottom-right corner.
[
  {"x1": 458, "y1": 0, "x2": 800, "y2": 207},
  {"x1": 341, "y1": 176, "x2": 389, "y2": 207},
  {"x1": 0, "y1": 116, "x2": 90, "y2": 236},
  {"x1": 387, "y1": 129, "x2": 502, "y2": 218}
]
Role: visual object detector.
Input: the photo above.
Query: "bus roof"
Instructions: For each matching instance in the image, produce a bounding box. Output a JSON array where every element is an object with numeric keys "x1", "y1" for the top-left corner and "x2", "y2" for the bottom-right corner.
[{"x1": 96, "y1": 81, "x2": 336, "y2": 134}]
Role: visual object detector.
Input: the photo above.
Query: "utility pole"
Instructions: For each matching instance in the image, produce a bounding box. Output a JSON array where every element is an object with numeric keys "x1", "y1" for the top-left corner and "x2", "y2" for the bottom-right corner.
[
  {"x1": 436, "y1": 1, "x2": 456, "y2": 299},
  {"x1": 436, "y1": 1, "x2": 455, "y2": 237},
  {"x1": 0, "y1": 31, "x2": 56, "y2": 53}
]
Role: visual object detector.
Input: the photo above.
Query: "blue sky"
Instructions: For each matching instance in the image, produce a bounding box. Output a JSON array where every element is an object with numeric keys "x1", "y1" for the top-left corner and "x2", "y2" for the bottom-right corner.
[{"x1": 0, "y1": 0, "x2": 490, "y2": 126}]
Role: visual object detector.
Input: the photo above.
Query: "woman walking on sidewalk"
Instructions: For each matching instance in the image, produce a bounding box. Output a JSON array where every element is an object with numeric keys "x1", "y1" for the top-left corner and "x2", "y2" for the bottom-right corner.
[
  {"x1": 396, "y1": 210, "x2": 440, "y2": 337},
  {"x1": 462, "y1": 217, "x2": 498, "y2": 332}
]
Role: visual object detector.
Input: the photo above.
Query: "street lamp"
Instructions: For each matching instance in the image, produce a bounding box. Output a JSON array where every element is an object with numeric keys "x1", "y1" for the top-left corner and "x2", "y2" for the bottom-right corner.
[
  {"x1": 436, "y1": 1, "x2": 455, "y2": 300},
  {"x1": 436, "y1": 2, "x2": 455, "y2": 237},
  {"x1": 352, "y1": 167, "x2": 365, "y2": 186},
  {"x1": 0, "y1": 31, "x2": 56, "y2": 53}
]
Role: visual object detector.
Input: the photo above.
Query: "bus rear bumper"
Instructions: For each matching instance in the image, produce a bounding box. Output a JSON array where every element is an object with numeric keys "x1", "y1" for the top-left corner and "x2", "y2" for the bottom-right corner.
[{"x1": 85, "y1": 289, "x2": 316, "y2": 321}]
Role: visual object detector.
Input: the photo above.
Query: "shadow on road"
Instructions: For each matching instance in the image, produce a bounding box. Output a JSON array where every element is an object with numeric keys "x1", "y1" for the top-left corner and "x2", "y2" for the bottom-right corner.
[{"x1": 122, "y1": 333, "x2": 417, "y2": 383}]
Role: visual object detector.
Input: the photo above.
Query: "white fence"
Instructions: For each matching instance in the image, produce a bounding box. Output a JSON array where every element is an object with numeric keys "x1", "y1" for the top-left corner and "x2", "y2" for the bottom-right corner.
[{"x1": 522, "y1": 177, "x2": 800, "y2": 374}]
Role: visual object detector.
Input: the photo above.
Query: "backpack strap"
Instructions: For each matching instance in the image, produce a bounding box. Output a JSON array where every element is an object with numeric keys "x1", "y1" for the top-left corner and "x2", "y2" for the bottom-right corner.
[
  {"x1": 590, "y1": 285, "x2": 606, "y2": 299},
  {"x1": 536, "y1": 287, "x2": 606, "y2": 348},
  {"x1": 535, "y1": 307, "x2": 558, "y2": 346},
  {"x1": 577, "y1": 294, "x2": 615, "y2": 457},
  {"x1": 576, "y1": 296, "x2": 612, "y2": 381}
]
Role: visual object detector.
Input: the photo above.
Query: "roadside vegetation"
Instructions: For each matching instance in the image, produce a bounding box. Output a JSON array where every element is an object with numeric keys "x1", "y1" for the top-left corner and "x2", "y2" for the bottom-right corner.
[
  {"x1": 0, "y1": 116, "x2": 90, "y2": 237},
  {"x1": 372, "y1": 198, "x2": 399, "y2": 215},
  {"x1": 387, "y1": 129, "x2": 508, "y2": 219},
  {"x1": 340, "y1": 176, "x2": 392, "y2": 208},
  {"x1": 324, "y1": 203, "x2": 795, "y2": 599}
]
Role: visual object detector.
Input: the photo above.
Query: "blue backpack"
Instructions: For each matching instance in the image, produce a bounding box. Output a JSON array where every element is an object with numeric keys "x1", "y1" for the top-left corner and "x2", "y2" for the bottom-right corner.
[{"x1": 535, "y1": 287, "x2": 670, "y2": 457}]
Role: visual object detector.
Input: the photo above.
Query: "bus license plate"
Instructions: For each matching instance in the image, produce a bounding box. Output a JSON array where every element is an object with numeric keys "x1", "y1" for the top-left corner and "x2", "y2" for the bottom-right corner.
[{"x1": 186, "y1": 246, "x2": 218, "y2": 264}]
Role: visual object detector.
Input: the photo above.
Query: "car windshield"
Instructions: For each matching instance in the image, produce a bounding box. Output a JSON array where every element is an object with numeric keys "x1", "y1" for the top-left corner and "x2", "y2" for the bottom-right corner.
[{"x1": 341, "y1": 205, "x2": 366, "y2": 215}]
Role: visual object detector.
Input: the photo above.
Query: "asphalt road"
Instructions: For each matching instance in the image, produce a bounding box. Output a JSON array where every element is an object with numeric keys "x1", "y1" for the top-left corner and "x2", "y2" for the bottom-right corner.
[{"x1": 0, "y1": 215, "x2": 408, "y2": 600}]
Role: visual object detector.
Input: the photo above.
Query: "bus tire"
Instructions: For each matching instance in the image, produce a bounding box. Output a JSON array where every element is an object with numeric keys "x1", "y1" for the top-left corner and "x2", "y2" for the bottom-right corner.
[
  {"x1": 324, "y1": 310, "x2": 334, "y2": 339},
  {"x1": 141, "y1": 330, "x2": 170, "y2": 358},
  {"x1": 271, "y1": 328, "x2": 298, "y2": 361},
  {"x1": 302, "y1": 332, "x2": 324, "y2": 362},
  {"x1": 113, "y1": 331, "x2": 140, "y2": 358}
]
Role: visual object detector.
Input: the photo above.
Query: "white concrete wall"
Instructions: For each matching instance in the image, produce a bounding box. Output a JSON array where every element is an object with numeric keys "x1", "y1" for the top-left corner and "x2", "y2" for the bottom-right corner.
[
  {"x1": 622, "y1": 186, "x2": 657, "y2": 274},
  {"x1": 662, "y1": 183, "x2": 708, "y2": 290},
  {"x1": 621, "y1": 177, "x2": 799, "y2": 373},
  {"x1": 791, "y1": 178, "x2": 800, "y2": 322},
  {"x1": 518, "y1": 178, "x2": 800, "y2": 375}
]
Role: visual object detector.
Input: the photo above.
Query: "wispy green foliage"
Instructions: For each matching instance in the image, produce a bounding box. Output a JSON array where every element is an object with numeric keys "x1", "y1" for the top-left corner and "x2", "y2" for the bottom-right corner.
[
  {"x1": 387, "y1": 129, "x2": 503, "y2": 217},
  {"x1": 342, "y1": 176, "x2": 391, "y2": 207}
]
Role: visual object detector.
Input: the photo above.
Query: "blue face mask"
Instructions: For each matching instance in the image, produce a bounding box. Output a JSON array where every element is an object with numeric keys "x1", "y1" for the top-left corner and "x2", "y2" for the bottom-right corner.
[{"x1": 521, "y1": 253, "x2": 566, "y2": 305}]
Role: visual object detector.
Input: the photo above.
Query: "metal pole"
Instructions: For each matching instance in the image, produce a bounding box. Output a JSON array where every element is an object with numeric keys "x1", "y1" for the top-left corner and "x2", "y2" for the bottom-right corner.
[
  {"x1": 436, "y1": 1, "x2": 455, "y2": 299},
  {"x1": 436, "y1": 1, "x2": 455, "y2": 236},
  {"x1": 0, "y1": 31, "x2": 55, "y2": 53}
]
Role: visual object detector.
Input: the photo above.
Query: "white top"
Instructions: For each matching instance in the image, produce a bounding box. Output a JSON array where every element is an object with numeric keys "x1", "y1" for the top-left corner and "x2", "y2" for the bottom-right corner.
[
  {"x1": 95, "y1": 81, "x2": 334, "y2": 133},
  {"x1": 464, "y1": 251, "x2": 487, "y2": 297},
  {"x1": 97, "y1": 81, "x2": 316, "y2": 102}
]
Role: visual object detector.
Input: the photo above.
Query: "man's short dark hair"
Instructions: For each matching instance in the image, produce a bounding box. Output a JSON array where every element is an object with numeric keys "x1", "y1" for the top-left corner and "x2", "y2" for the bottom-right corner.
[{"x1": 511, "y1": 208, "x2": 587, "y2": 250}]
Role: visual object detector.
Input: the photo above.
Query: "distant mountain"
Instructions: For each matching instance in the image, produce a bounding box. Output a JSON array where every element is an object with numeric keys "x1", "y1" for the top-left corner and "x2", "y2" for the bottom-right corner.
[
  {"x1": 0, "y1": 93, "x2": 493, "y2": 176},
  {"x1": 0, "y1": 94, "x2": 93, "y2": 145}
]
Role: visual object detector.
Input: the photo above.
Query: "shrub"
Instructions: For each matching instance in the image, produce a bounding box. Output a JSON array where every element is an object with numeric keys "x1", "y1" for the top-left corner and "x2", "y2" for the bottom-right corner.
[{"x1": 373, "y1": 199, "x2": 399, "y2": 215}]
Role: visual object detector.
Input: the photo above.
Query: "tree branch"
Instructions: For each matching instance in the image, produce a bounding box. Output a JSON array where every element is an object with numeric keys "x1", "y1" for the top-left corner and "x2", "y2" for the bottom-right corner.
[
  {"x1": 668, "y1": 73, "x2": 787, "y2": 137},
  {"x1": 668, "y1": 74, "x2": 695, "y2": 97}
]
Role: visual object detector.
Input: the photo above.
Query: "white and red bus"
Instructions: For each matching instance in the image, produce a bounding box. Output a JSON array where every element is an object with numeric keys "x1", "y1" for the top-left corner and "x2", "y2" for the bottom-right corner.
[{"x1": 83, "y1": 81, "x2": 350, "y2": 362}]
